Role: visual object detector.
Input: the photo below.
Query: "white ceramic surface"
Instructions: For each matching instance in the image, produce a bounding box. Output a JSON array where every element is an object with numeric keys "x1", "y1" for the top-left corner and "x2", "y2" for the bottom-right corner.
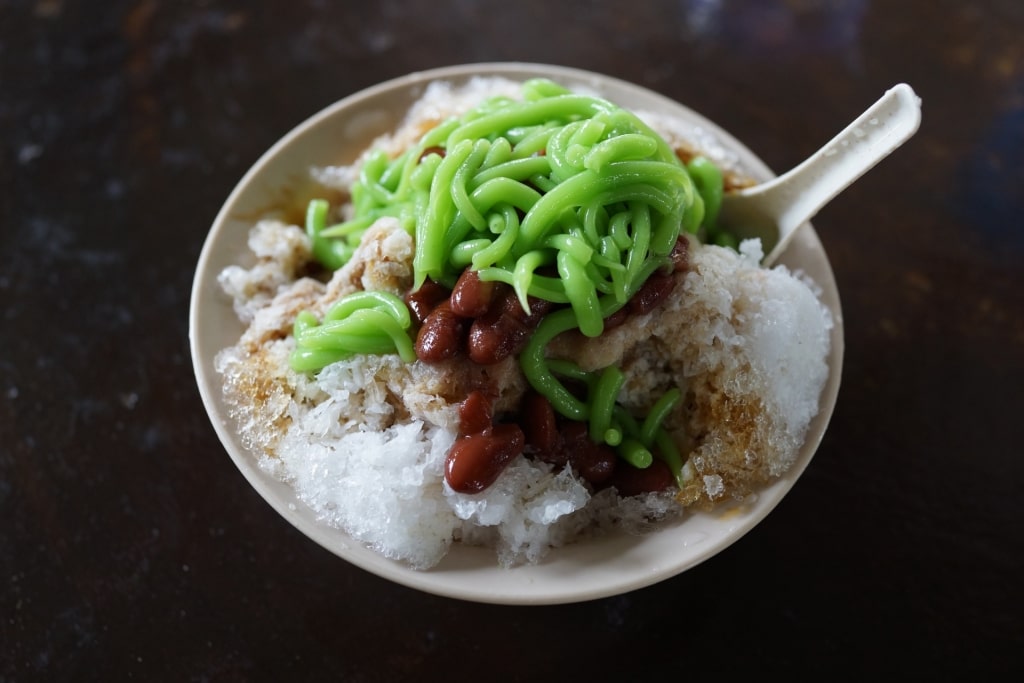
[{"x1": 189, "y1": 62, "x2": 845, "y2": 605}]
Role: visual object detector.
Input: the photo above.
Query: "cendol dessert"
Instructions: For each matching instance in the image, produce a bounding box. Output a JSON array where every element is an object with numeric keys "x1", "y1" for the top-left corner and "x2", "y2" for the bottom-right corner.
[{"x1": 214, "y1": 77, "x2": 833, "y2": 569}]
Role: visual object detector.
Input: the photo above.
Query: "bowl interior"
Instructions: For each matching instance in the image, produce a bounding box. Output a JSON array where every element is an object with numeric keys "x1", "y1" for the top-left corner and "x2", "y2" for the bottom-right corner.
[{"x1": 189, "y1": 62, "x2": 844, "y2": 605}]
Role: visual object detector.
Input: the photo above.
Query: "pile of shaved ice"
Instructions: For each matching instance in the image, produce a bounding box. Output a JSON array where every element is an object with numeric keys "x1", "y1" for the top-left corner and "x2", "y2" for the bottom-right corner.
[{"x1": 214, "y1": 77, "x2": 833, "y2": 569}]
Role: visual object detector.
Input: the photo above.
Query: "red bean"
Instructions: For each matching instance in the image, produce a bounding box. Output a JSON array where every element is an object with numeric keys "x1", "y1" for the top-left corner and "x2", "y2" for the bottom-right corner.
[
  {"x1": 669, "y1": 235, "x2": 690, "y2": 272},
  {"x1": 405, "y1": 280, "x2": 451, "y2": 325},
  {"x1": 450, "y1": 269, "x2": 498, "y2": 318},
  {"x1": 445, "y1": 423, "x2": 525, "y2": 494},
  {"x1": 521, "y1": 392, "x2": 559, "y2": 457},
  {"x1": 560, "y1": 422, "x2": 616, "y2": 486},
  {"x1": 609, "y1": 459, "x2": 676, "y2": 497},
  {"x1": 602, "y1": 306, "x2": 629, "y2": 331},
  {"x1": 629, "y1": 271, "x2": 676, "y2": 315},
  {"x1": 458, "y1": 390, "x2": 493, "y2": 436},
  {"x1": 467, "y1": 291, "x2": 554, "y2": 365},
  {"x1": 467, "y1": 315, "x2": 526, "y2": 365},
  {"x1": 415, "y1": 300, "x2": 466, "y2": 363},
  {"x1": 419, "y1": 145, "x2": 446, "y2": 161}
]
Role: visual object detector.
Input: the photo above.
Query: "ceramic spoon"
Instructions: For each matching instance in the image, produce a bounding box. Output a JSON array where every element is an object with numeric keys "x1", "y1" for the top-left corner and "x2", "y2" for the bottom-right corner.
[{"x1": 716, "y1": 83, "x2": 922, "y2": 266}]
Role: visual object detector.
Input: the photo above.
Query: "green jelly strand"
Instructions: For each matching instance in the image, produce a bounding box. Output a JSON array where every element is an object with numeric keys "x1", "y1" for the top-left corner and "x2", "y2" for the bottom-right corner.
[
  {"x1": 521, "y1": 308, "x2": 590, "y2": 421},
  {"x1": 289, "y1": 291, "x2": 416, "y2": 372},
  {"x1": 306, "y1": 199, "x2": 351, "y2": 270}
]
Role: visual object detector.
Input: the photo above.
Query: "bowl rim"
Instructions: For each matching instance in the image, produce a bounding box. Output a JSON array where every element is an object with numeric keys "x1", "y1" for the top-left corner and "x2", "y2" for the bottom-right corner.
[{"x1": 189, "y1": 61, "x2": 844, "y2": 605}]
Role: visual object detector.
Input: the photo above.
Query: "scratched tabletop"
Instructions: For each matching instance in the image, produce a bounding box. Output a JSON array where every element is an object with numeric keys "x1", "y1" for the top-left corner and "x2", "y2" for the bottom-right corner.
[{"x1": 1, "y1": 1, "x2": 1022, "y2": 679}]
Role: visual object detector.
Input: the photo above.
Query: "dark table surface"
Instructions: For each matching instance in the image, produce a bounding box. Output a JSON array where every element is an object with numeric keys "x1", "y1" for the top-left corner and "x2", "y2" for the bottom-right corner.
[{"x1": 2, "y1": 0, "x2": 1022, "y2": 679}]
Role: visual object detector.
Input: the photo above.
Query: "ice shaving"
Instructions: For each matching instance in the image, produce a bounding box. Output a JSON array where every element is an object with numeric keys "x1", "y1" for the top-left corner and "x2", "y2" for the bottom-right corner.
[{"x1": 214, "y1": 77, "x2": 833, "y2": 569}]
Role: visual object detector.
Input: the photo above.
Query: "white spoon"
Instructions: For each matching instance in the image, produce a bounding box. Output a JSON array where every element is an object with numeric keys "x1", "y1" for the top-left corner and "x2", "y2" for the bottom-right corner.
[{"x1": 716, "y1": 83, "x2": 922, "y2": 266}]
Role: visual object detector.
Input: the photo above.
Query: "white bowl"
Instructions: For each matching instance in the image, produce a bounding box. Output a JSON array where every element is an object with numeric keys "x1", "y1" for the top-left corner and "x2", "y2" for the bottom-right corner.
[{"x1": 189, "y1": 62, "x2": 844, "y2": 605}]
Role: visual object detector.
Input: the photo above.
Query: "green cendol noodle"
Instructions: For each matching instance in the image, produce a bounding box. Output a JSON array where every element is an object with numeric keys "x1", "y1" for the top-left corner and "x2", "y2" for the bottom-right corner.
[{"x1": 290, "y1": 78, "x2": 733, "y2": 486}]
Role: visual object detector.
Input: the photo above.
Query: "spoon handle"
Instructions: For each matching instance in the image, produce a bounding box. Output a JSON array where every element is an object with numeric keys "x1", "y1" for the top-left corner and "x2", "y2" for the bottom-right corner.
[{"x1": 747, "y1": 83, "x2": 922, "y2": 264}]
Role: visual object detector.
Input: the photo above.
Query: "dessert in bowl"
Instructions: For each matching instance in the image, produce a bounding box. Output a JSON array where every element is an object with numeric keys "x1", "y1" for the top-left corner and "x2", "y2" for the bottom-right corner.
[{"x1": 189, "y1": 62, "x2": 843, "y2": 605}]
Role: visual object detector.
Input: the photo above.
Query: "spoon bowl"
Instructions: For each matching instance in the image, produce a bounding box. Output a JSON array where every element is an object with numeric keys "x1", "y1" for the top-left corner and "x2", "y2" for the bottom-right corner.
[{"x1": 718, "y1": 83, "x2": 922, "y2": 265}]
